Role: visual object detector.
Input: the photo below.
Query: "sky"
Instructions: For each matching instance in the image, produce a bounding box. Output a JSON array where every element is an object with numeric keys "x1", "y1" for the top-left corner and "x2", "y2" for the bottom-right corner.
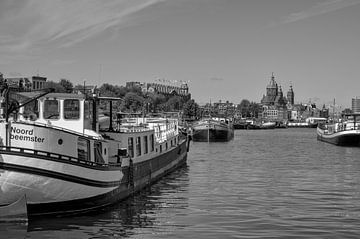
[{"x1": 1, "y1": 0, "x2": 360, "y2": 109}]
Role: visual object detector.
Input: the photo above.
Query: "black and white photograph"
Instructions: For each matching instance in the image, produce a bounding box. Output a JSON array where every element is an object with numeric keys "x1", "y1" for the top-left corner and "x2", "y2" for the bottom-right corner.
[{"x1": 1, "y1": 0, "x2": 360, "y2": 238}]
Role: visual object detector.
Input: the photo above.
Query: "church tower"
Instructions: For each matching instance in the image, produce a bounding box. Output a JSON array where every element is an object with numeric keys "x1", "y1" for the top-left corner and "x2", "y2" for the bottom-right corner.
[
  {"x1": 266, "y1": 72, "x2": 278, "y2": 99},
  {"x1": 287, "y1": 84, "x2": 294, "y2": 105}
]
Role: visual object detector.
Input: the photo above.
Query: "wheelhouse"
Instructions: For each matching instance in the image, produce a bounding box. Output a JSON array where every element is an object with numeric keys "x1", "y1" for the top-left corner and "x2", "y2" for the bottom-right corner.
[{"x1": 16, "y1": 92, "x2": 93, "y2": 134}]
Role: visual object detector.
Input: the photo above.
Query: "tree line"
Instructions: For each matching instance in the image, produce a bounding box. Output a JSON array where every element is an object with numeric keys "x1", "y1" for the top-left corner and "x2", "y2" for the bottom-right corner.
[{"x1": 44, "y1": 79, "x2": 200, "y2": 120}]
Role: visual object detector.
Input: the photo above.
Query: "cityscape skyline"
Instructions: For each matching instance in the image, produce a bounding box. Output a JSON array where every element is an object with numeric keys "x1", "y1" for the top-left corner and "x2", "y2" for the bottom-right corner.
[{"x1": 1, "y1": 0, "x2": 360, "y2": 109}]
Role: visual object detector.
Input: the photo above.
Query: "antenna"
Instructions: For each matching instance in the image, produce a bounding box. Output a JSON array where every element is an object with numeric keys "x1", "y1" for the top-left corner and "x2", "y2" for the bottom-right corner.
[{"x1": 98, "y1": 64, "x2": 102, "y2": 82}]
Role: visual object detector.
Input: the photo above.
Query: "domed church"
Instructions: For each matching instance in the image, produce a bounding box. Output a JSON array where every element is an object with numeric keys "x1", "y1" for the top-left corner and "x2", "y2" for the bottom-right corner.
[{"x1": 261, "y1": 73, "x2": 293, "y2": 108}]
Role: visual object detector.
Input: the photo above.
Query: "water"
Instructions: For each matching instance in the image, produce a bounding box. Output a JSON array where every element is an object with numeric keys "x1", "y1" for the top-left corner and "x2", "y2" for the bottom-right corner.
[{"x1": 2, "y1": 128, "x2": 360, "y2": 238}]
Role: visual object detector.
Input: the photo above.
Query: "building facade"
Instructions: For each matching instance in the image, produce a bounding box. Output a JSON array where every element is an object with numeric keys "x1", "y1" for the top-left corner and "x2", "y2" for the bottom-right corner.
[
  {"x1": 260, "y1": 73, "x2": 293, "y2": 121},
  {"x1": 260, "y1": 73, "x2": 288, "y2": 107},
  {"x1": 351, "y1": 97, "x2": 360, "y2": 113},
  {"x1": 0, "y1": 74, "x2": 47, "y2": 92},
  {"x1": 126, "y1": 80, "x2": 191, "y2": 101},
  {"x1": 31, "y1": 76, "x2": 47, "y2": 90}
]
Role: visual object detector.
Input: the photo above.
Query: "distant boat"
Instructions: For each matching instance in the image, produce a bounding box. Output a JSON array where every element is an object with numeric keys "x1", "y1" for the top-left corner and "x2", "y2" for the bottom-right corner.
[
  {"x1": 275, "y1": 121, "x2": 287, "y2": 129},
  {"x1": 287, "y1": 121, "x2": 310, "y2": 128},
  {"x1": 287, "y1": 117, "x2": 327, "y2": 128},
  {"x1": 246, "y1": 121, "x2": 275, "y2": 130},
  {"x1": 233, "y1": 119, "x2": 253, "y2": 129},
  {"x1": 306, "y1": 117, "x2": 327, "y2": 128},
  {"x1": 233, "y1": 119, "x2": 248, "y2": 129},
  {"x1": 192, "y1": 117, "x2": 234, "y2": 142},
  {"x1": 317, "y1": 113, "x2": 360, "y2": 146}
]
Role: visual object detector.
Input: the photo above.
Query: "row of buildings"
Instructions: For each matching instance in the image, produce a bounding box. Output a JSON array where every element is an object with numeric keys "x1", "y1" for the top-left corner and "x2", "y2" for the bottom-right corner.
[
  {"x1": 259, "y1": 73, "x2": 329, "y2": 122},
  {"x1": 0, "y1": 73, "x2": 47, "y2": 92},
  {"x1": 201, "y1": 73, "x2": 360, "y2": 122},
  {"x1": 126, "y1": 80, "x2": 191, "y2": 101}
]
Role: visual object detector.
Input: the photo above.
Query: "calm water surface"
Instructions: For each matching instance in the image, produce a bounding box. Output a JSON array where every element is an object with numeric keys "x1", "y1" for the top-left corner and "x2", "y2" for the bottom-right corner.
[{"x1": 2, "y1": 128, "x2": 360, "y2": 239}]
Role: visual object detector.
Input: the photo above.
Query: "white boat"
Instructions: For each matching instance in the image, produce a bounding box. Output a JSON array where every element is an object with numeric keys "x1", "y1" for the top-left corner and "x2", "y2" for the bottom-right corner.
[
  {"x1": 317, "y1": 113, "x2": 360, "y2": 146},
  {"x1": 0, "y1": 87, "x2": 190, "y2": 216}
]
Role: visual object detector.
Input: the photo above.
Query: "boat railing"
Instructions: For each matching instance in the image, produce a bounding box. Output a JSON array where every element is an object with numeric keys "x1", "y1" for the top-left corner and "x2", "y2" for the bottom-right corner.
[
  {"x1": 0, "y1": 145, "x2": 109, "y2": 168},
  {"x1": 320, "y1": 122, "x2": 360, "y2": 135}
]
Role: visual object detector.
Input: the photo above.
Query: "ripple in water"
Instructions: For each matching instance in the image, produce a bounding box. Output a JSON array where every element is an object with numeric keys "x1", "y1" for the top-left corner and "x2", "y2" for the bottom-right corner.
[{"x1": 2, "y1": 129, "x2": 360, "y2": 239}]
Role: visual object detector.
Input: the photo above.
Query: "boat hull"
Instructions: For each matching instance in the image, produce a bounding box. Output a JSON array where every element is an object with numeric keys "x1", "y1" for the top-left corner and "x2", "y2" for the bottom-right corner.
[
  {"x1": 192, "y1": 128, "x2": 233, "y2": 142},
  {"x1": 0, "y1": 139, "x2": 188, "y2": 216},
  {"x1": 317, "y1": 128, "x2": 360, "y2": 146},
  {"x1": 0, "y1": 195, "x2": 27, "y2": 222}
]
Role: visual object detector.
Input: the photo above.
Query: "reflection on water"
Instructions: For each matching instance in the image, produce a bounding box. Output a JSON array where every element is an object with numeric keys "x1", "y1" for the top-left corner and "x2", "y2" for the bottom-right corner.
[
  {"x1": 2, "y1": 129, "x2": 360, "y2": 238},
  {"x1": 24, "y1": 166, "x2": 189, "y2": 239},
  {"x1": 0, "y1": 223, "x2": 28, "y2": 239}
]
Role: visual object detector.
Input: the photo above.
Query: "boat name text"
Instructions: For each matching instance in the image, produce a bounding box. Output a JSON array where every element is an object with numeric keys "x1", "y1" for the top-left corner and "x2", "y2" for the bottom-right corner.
[{"x1": 10, "y1": 127, "x2": 45, "y2": 143}]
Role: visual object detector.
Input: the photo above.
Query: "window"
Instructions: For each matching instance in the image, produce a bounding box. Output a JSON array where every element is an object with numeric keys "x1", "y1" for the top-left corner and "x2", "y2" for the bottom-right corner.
[
  {"x1": 136, "y1": 137, "x2": 141, "y2": 156},
  {"x1": 94, "y1": 141, "x2": 104, "y2": 164},
  {"x1": 150, "y1": 134, "x2": 154, "y2": 152},
  {"x1": 84, "y1": 101, "x2": 91, "y2": 120},
  {"x1": 144, "y1": 135, "x2": 148, "y2": 154},
  {"x1": 23, "y1": 100, "x2": 38, "y2": 121},
  {"x1": 64, "y1": 99, "x2": 80, "y2": 119},
  {"x1": 43, "y1": 99, "x2": 59, "y2": 119},
  {"x1": 78, "y1": 137, "x2": 89, "y2": 161},
  {"x1": 128, "y1": 137, "x2": 134, "y2": 157}
]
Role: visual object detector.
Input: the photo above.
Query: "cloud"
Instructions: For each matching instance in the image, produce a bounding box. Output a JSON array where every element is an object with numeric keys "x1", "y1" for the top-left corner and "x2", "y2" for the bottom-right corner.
[
  {"x1": 281, "y1": 0, "x2": 360, "y2": 24},
  {"x1": 0, "y1": 0, "x2": 166, "y2": 60}
]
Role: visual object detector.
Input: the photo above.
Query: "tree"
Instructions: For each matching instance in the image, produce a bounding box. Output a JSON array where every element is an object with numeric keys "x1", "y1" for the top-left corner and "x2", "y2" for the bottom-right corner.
[
  {"x1": 59, "y1": 79, "x2": 73, "y2": 93},
  {"x1": 166, "y1": 96, "x2": 183, "y2": 111},
  {"x1": 238, "y1": 99, "x2": 251, "y2": 117},
  {"x1": 248, "y1": 101, "x2": 261, "y2": 118},
  {"x1": 122, "y1": 92, "x2": 145, "y2": 112},
  {"x1": 99, "y1": 83, "x2": 127, "y2": 98},
  {"x1": 183, "y1": 99, "x2": 199, "y2": 120},
  {"x1": 45, "y1": 81, "x2": 65, "y2": 93}
]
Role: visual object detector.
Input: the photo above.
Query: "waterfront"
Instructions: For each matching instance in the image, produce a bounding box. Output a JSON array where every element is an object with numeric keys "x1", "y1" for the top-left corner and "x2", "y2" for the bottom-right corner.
[{"x1": 2, "y1": 128, "x2": 360, "y2": 238}]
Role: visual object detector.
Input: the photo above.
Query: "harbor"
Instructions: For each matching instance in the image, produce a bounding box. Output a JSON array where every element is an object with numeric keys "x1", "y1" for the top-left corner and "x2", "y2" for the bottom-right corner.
[
  {"x1": 1, "y1": 1, "x2": 360, "y2": 238},
  {"x1": 1, "y1": 69, "x2": 360, "y2": 238},
  {"x1": 2, "y1": 129, "x2": 360, "y2": 238}
]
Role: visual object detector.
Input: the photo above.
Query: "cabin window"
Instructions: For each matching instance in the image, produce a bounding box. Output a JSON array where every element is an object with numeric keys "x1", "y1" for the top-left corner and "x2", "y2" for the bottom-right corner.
[
  {"x1": 150, "y1": 134, "x2": 154, "y2": 152},
  {"x1": 94, "y1": 141, "x2": 104, "y2": 164},
  {"x1": 128, "y1": 137, "x2": 134, "y2": 158},
  {"x1": 43, "y1": 99, "x2": 59, "y2": 119},
  {"x1": 64, "y1": 99, "x2": 80, "y2": 120},
  {"x1": 144, "y1": 135, "x2": 148, "y2": 154},
  {"x1": 136, "y1": 137, "x2": 141, "y2": 156},
  {"x1": 78, "y1": 137, "x2": 89, "y2": 161},
  {"x1": 166, "y1": 142, "x2": 168, "y2": 150},
  {"x1": 160, "y1": 145, "x2": 162, "y2": 153},
  {"x1": 84, "y1": 101, "x2": 91, "y2": 120},
  {"x1": 23, "y1": 100, "x2": 39, "y2": 121}
]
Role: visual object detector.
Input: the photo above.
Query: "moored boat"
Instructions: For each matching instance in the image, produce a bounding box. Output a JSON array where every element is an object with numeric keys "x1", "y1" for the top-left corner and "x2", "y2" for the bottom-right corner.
[
  {"x1": 233, "y1": 118, "x2": 250, "y2": 129},
  {"x1": 246, "y1": 120, "x2": 275, "y2": 130},
  {"x1": 192, "y1": 117, "x2": 234, "y2": 142},
  {"x1": 0, "y1": 86, "x2": 190, "y2": 217},
  {"x1": 317, "y1": 113, "x2": 360, "y2": 146}
]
